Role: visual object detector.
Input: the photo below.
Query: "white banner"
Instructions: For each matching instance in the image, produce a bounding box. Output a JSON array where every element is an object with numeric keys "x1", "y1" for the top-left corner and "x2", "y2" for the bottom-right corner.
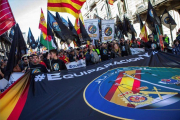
[
  {"x1": 84, "y1": 19, "x2": 99, "y2": 40},
  {"x1": 101, "y1": 20, "x2": 115, "y2": 42},
  {"x1": 66, "y1": 59, "x2": 86, "y2": 69},
  {"x1": 130, "y1": 48, "x2": 145, "y2": 55}
]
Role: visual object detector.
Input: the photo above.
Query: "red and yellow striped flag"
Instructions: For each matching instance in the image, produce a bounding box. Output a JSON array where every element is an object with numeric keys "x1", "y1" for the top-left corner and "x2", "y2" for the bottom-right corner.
[
  {"x1": 47, "y1": 0, "x2": 86, "y2": 18},
  {"x1": 108, "y1": 0, "x2": 114, "y2": 5},
  {"x1": 139, "y1": 25, "x2": 148, "y2": 42},
  {"x1": 0, "y1": 72, "x2": 30, "y2": 120},
  {"x1": 75, "y1": 10, "x2": 83, "y2": 34},
  {"x1": 39, "y1": 9, "x2": 47, "y2": 35}
]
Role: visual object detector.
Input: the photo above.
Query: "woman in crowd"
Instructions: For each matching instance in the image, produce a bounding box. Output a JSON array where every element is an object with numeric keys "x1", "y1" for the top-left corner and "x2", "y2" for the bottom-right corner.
[{"x1": 111, "y1": 43, "x2": 121, "y2": 58}]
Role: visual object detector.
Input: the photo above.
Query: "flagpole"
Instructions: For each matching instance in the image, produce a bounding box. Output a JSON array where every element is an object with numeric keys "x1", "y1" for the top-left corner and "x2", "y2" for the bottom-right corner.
[{"x1": 169, "y1": 23, "x2": 173, "y2": 46}]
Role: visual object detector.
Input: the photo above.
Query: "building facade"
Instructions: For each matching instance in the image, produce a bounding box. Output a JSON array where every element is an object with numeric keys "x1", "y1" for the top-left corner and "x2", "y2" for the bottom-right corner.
[
  {"x1": 81, "y1": 0, "x2": 180, "y2": 45},
  {"x1": 0, "y1": 33, "x2": 12, "y2": 60}
]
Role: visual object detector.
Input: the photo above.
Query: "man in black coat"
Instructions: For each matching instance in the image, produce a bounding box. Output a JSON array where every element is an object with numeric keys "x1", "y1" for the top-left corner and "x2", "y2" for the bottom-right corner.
[{"x1": 145, "y1": 34, "x2": 160, "y2": 51}]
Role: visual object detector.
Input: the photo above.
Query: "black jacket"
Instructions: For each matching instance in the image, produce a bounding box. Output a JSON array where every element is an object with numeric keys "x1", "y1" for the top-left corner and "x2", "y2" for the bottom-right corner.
[
  {"x1": 145, "y1": 40, "x2": 160, "y2": 51},
  {"x1": 51, "y1": 59, "x2": 67, "y2": 71}
]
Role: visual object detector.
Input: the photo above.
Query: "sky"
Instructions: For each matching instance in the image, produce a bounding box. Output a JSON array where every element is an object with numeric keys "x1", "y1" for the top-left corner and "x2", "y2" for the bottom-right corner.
[{"x1": 9, "y1": 0, "x2": 76, "y2": 41}]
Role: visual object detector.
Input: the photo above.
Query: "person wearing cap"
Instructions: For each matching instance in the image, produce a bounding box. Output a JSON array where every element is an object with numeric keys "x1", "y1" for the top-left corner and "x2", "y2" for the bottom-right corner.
[{"x1": 50, "y1": 49, "x2": 67, "y2": 71}]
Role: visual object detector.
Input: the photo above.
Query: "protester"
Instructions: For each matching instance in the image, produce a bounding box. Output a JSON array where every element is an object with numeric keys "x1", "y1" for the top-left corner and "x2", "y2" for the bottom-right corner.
[
  {"x1": 100, "y1": 43, "x2": 109, "y2": 61},
  {"x1": 43, "y1": 52, "x2": 51, "y2": 70},
  {"x1": 0, "y1": 59, "x2": 7, "y2": 79},
  {"x1": 173, "y1": 40, "x2": 180, "y2": 55},
  {"x1": 131, "y1": 40, "x2": 139, "y2": 48},
  {"x1": 111, "y1": 43, "x2": 121, "y2": 58},
  {"x1": 59, "y1": 51, "x2": 69, "y2": 64},
  {"x1": 20, "y1": 56, "x2": 29, "y2": 72},
  {"x1": 30, "y1": 54, "x2": 48, "y2": 74},
  {"x1": 163, "y1": 34, "x2": 170, "y2": 47},
  {"x1": 176, "y1": 29, "x2": 180, "y2": 41},
  {"x1": 50, "y1": 49, "x2": 67, "y2": 71},
  {"x1": 69, "y1": 50, "x2": 78, "y2": 62},
  {"x1": 145, "y1": 34, "x2": 160, "y2": 51},
  {"x1": 120, "y1": 38, "x2": 131, "y2": 57}
]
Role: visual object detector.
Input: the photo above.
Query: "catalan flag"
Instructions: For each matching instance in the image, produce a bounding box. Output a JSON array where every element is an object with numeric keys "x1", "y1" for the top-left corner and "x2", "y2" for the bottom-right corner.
[
  {"x1": 47, "y1": 0, "x2": 86, "y2": 18},
  {"x1": 75, "y1": 10, "x2": 83, "y2": 34},
  {"x1": 108, "y1": 0, "x2": 114, "y2": 5},
  {"x1": 0, "y1": 0, "x2": 16, "y2": 36}
]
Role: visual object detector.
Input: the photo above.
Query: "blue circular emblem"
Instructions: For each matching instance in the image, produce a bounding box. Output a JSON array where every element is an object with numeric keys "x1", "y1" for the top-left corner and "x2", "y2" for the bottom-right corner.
[
  {"x1": 103, "y1": 49, "x2": 107, "y2": 54},
  {"x1": 88, "y1": 25, "x2": 97, "y2": 34},
  {"x1": 149, "y1": 9, "x2": 154, "y2": 18},
  {"x1": 151, "y1": 43, "x2": 157, "y2": 49},
  {"x1": 53, "y1": 22, "x2": 60, "y2": 31},
  {"x1": 10, "y1": 29, "x2": 14, "y2": 36},
  {"x1": 84, "y1": 67, "x2": 180, "y2": 119},
  {"x1": 164, "y1": 17, "x2": 170, "y2": 24},
  {"x1": 53, "y1": 63, "x2": 59, "y2": 71}
]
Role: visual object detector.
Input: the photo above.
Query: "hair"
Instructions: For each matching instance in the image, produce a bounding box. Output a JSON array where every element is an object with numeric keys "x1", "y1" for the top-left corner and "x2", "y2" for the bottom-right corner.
[
  {"x1": 113, "y1": 43, "x2": 121, "y2": 57},
  {"x1": 22, "y1": 56, "x2": 29, "y2": 60},
  {"x1": 148, "y1": 34, "x2": 153, "y2": 38},
  {"x1": 49, "y1": 49, "x2": 58, "y2": 56},
  {"x1": 32, "y1": 54, "x2": 38, "y2": 58}
]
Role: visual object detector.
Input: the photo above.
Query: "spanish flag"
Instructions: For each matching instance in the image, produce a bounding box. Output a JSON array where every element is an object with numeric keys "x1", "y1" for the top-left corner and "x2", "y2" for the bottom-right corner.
[
  {"x1": 139, "y1": 25, "x2": 148, "y2": 42},
  {"x1": 47, "y1": 0, "x2": 86, "y2": 18},
  {"x1": 108, "y1": 0, "x2": 114, "y2": 5},
  {"x1": 39, "y1": 9, "x2": 47, "y2": 35},
  {"x1": 74, "y1": 10, "x2": 83, "y2": 34},
  {"x1": 0, "y1": 72, "x2": 30, "y2": 120}
]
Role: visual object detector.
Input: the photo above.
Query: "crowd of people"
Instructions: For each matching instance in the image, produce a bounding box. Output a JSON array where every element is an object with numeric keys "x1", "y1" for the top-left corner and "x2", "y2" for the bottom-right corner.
[{"x1": 0, "y1": 31, "x2": 180, "y2": 78}]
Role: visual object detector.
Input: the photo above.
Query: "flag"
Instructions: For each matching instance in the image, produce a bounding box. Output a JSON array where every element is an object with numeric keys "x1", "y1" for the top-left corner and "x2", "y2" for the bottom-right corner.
[
  {"x1": 79, "y1": 18, "x2": 91, "y2": 41},
  {"x1": 9, "y1": 25, "x2": 15, "y2": 40},
  {"x1": 146, "y1": 1, "x2": 161, "y2": 31},
  {"x1": 68, "y1": 18, "x2": 81, "y2": 46},
  {"x1": 27, "y1": 28, "x2": 37, "y2": 49},
  {"x1": 161, "y1": 9, "x2": 177, "y2": 30},
  {"x1": 40, "y1": 32, "x2": 56, "y2": 50},
  {"x1": 47, "y1": 11, "x2": 66, "y2": 41},
  {"x1": 1, "y1": 51, "x2": 180, "y2": 120},
  {"x1": 39, "y1": 9, "x2": 47, "y2": 35},
  {"x1": 140, "y1": 25, "x2": 148, "y2": 42},
  {"x1": 122, "y1": 16, "x2": 128, "y2": 37},
  {"x1": 108, "y1": 0, "x2": 114, "y2": 5},
  {"x1": 0, "y1": 0, "x2": 16, "y2": 36},
  {"x1": 4, "y1": 24, "x2": 27, "y2": 80},
  {"x1": 75, "y1": 10, "x2": 83, "y2": 34},
  {"x1": 137, "y1": 14, "x2": 144, "y2": 30},
  {"x1": 55, "y1": 11, "x2": 75, "y2": 41},
  {"x1": 47, "y1": 0, "x2": 86, "y2": 18}
]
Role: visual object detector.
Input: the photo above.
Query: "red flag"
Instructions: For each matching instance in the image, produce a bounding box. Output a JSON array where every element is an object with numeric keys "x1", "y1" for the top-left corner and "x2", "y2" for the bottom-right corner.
[{"x1": 0, "y1": 0, "x2": 16, "y2": 36}]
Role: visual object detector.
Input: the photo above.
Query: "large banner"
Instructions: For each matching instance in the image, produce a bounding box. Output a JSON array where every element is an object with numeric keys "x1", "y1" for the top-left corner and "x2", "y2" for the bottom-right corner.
[
  {"x1": 1, "y1": 51, "x2": 180, "y2": 120},
  {"x1": 66, "y1": 59, "x2": 86, "y2": 69},
  {"x1": 130, "y1": 48, "x2": 145, "y2": 55},
  {"x1": 84, "y1": 19, "x2": 99, "y2": 40},
  {"x1": 101, "y1": 20, "x2": 115, "y2": 42}
]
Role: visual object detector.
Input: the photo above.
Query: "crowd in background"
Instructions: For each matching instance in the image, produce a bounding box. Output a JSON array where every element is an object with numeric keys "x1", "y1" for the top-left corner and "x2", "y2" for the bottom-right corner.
[{"x1": 0, "y1": 30, "x2": 180, "y2": 78}]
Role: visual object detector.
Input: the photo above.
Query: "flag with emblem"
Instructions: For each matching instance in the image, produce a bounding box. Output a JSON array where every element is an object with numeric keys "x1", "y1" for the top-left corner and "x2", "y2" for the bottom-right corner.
[
  {"x1": 47, "y1": 11, "x2": 66, "y2": 41},
  {"x1": 47, "y1": 0, "x2": 86, "y2": 18},
  {"x1": 75, "y1": 10, "x2": 83, "y2": 34},
  {"x1": 146, "y1": 1, "x2": 161, "y2": 31},
  {"x1": 0, "y1": 0, "x2": 16, "y2": 36},
  {"x1": 161, "y1": 9, "x2": 176, "y2": 30},
  {"x1": 1, "y1": 51, "x2": 180, "y2": 120}
]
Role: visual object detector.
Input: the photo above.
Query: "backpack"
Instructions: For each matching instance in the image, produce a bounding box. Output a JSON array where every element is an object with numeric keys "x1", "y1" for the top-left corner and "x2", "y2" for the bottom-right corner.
[{"x1": 91, "y1": 51, "x2": 100, "y2": 63}]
